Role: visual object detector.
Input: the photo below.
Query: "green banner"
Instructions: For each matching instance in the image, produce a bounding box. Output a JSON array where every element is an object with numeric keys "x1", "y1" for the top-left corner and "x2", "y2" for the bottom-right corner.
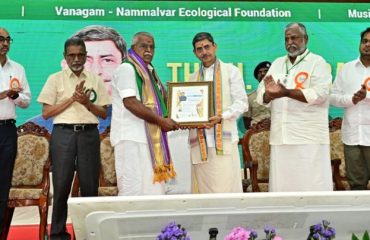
[
  {"x1": 0, "y1": 1, "x2": 369, "y2": 125},
  {"x1": 0, "y1": 1, "x2": 370, "y2": 22}
]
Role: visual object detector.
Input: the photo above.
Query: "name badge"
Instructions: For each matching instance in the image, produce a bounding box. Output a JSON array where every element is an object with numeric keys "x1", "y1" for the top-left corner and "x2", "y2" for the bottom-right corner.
[
  {"x1": 364, "y1": 77, "x2": 370, "y2": 91},
  {"x1": 294, "y1": 72, "x2": 309, "y2": 89},
  {"x1": 9, "y1": 77, "x2": 21, "y2": 89},
  {"x1": 85, "y1": 88, "x2": 97, "y2": 103}
]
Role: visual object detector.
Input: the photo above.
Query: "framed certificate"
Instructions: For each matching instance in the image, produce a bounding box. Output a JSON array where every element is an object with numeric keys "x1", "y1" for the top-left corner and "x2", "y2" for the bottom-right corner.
[{"x1": 167, "y1": 81, "x2": 214, "y2": 127}]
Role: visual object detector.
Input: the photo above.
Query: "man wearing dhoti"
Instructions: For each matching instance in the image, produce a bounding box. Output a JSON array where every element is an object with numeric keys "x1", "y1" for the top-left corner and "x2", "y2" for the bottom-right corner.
[{"x1": 256, "y1": 22, "x2": 333, "y2": 192}]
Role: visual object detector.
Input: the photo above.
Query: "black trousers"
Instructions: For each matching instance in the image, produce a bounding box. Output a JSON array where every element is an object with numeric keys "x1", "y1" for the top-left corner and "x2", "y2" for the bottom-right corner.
[
  {"x1": 50, "y1": 125, "x2": 100, "y2": 240},
  {"x1": 0, "y1": 123, "x2": 17, "y2": 233}
]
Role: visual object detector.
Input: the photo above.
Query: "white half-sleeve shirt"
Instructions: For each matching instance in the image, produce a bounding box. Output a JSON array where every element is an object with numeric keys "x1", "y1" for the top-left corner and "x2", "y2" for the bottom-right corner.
[{"x1": 110, "y1": 62, "x2": 147, "y2": 146}]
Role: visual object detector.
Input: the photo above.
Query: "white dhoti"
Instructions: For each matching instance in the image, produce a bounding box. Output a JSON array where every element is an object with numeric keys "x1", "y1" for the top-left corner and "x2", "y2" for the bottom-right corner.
[
  {"x1": 269, "y1": 144, "x2": 333, "y2": 192},
  {"x1": 165, "y1": 130, "x2": 191, "y2": 194},
  {"x1": 192, "y1": 142, "x2": 242, "y2": 193},
  {"x1": 114, "y1": 140, "x2": 164, "y2": 196}
]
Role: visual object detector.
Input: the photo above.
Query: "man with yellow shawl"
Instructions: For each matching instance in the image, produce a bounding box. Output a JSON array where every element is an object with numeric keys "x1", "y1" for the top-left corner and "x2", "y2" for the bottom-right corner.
[
  {"x1": 110, "y1": 32, "x2": 179, "y2": 195},
  {"x1": 189, "y1": 32, "x2": 248, "y2": 193}
]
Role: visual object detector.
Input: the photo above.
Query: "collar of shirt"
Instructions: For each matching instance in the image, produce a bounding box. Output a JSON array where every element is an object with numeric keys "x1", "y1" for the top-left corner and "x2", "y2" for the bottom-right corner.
[
  {"x1": 147, "y1": 64, "x2": 153, "y2": 72},
  {"x1": 355, "y1": 57, "x2": 370, "y2": 69},
  {"x1": 285, "y1": 48, "x2": 310, "y2": 66},
  {"x1": 65, "y1": 67, "x2": 87, "y2": 79},
  {"x1": 1, "y1": 56, "x2": 12, "y2": 69},
  {"x1": 202, "y1": 63, "x2": 215, "y2": 72},
  {"x1": 201, "y1": 63, "x2": 215, "y2": 81}
]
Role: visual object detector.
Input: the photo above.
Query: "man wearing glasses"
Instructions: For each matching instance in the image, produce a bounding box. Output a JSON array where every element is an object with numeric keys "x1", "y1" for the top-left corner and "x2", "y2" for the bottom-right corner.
[
  {"x1": 0, "y1": 27, "x2": 31, "y2": 233},
  {"x1": 37, "y1": 37, "x2": 110, "y2": 240}
]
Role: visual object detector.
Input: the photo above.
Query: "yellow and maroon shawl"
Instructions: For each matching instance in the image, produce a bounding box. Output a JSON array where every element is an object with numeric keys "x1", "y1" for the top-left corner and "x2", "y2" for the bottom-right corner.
[
  {"x1": 197, "y1": 59, "x2": 224, "y2": 161},
  {"x1": 127, "y1": 49, "x2": 176, "y2": 183}
]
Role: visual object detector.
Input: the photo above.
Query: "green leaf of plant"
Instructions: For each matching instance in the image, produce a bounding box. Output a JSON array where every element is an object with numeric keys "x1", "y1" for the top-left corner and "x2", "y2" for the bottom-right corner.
[
  {"x1": 363, "y1": 230, "x2": 369, "y2": 240},
  {"x1": 352, "y1": 233, "x2": 360, "y2": 240}
]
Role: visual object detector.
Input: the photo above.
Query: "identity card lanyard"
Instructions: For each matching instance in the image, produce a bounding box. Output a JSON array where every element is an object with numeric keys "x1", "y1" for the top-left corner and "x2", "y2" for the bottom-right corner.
[{"x1": 284, "y1": 51, "x2": 310, "y2": 84}]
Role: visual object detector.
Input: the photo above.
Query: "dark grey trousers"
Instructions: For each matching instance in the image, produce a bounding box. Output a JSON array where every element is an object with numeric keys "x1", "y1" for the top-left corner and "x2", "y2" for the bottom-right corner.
[
  {"x1": 344, "y1": 144, "x2": 370, "y2": 190},
  {"x1": 0, "y1": 123, "x2": 17, "y2": 234},
  {"x1": 50, "y1": 125, "x2": 100, "y2": 240}
]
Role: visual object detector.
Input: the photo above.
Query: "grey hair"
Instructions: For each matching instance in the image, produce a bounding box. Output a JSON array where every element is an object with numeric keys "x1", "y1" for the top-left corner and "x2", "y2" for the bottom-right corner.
[
  {"x1": 285, "y1": 22, "x2": 308, "y2": 38},
  {"x1": 131, "y1": 32, "x2": 154, "y2": 47},
  {"x1": 0, "y1": 27, "x2": 9, "y2": 34},
  {"x1": 71, "y1": 25, "x2": 127, "y2": 60},
  {"x1": 64, "y1": 37, "x2": 86, "y2": 53}
]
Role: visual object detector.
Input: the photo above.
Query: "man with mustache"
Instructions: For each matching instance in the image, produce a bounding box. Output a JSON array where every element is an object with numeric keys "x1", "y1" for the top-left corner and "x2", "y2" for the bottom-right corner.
[
  {"x1": 243, "y1": 61, "x2": 271, "y2": 129},
  {"x1": 0, "y1": 27, "x2": 31, "y2": 234},
  {"x1": 330, "y1": 27, "x2": 370, "y2": 190},
  {"x1": 31, "y1": 25, "x2": 126, "y2": 134},
  {"x1": 256, "y1": 22, "x2": 333, "y2": 192},
  {"x1": 111, "y1": 32, "x2": 178, "y2": 195},
  {"x1": 37, "y1": 37, "x2": 110, "y2": 239},
  {"x1": 189, "y1": 32, "x2": 248, "y2": 193}
]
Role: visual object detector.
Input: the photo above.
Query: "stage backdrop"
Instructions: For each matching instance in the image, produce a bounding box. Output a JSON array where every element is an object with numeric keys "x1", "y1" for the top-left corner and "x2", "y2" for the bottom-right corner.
[{"x1": 1, "y1": 0, "x2": 369, "y2": 124}]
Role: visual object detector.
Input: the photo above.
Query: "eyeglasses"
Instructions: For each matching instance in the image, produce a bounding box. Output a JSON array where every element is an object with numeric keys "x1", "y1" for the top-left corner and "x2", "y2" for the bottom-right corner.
[
  {"x1": 0, "y1": 36, "x2": 13, "y2": 44},
  {"x1": 361, "y1": 38, "x2": 370, "y2": 45},
  {"x1": 66, "y1": 53, "x2": 87, "y2": 59}
]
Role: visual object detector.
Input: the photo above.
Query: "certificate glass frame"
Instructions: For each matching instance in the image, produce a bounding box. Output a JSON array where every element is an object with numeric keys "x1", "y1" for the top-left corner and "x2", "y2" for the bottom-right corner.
[{"x1": 167, "y1": 81, "x2": 214, "y2": 127}]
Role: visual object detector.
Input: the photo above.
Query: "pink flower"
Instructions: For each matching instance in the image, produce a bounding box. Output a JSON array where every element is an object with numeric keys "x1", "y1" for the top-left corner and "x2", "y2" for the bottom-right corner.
[{"x1": 224, "y1": 227, "x2": 250, "y2": 240}]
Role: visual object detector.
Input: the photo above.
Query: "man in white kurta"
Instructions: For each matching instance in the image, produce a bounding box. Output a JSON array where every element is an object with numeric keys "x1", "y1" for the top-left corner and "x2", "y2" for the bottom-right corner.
[
  {"x1": 189, "y1": 32, "x2": 248, "y2": 193},
  {"x1": 111, "y1": 32, "x2": 178, "y2": 196},
  {"x1": 330, "y1": 27, "x2": 370, "y2": 190},
  {"x1": 256, "y1": 23, "x2": 333, "y2": 192}
]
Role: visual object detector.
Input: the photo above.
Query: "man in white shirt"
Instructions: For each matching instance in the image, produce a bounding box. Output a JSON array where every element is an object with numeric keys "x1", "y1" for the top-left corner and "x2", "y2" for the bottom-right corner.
[
  {"x1": 256, "y1": 23, "x2": 333, "y2": 192},
  {"x1": 330, "y1": 27, "x2": 370, "y2": 190},
  {"x1": 111, "y1": 32, "x2": 178, "y2": 196},
  {"x1": 189, "y1": 32, "x2": 248, "y2": 193},
  {"x1": 0, "y1": 27, "x2": 31, "y2": 233}
]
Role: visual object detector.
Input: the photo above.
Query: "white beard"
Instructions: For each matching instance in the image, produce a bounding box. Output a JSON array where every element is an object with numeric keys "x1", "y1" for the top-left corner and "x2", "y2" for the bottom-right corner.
[
  {"x1": 70, "y1": 65, "x2": 84, "y2": 72},
  {"x1": 288, "y1": 45, "x2": 306, "y2": 57}
]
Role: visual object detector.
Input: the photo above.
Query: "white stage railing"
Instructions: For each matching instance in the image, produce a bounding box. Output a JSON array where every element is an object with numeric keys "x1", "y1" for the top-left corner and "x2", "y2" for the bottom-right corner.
[{"x1": 68, "y1": 191, "x2": 370, "y2": 240}]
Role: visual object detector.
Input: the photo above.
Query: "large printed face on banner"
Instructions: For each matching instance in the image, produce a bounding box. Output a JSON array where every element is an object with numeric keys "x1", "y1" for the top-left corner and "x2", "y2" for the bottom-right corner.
[
  {"x1": 61, "y1": 27, "x2": 125, "y2": 96},
  {"x1": 84, "y1": 40, "x2": 122, "y2": 95},
  {"x1": 60, "y1": 25, "x2": 126, "y2": 96}
]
